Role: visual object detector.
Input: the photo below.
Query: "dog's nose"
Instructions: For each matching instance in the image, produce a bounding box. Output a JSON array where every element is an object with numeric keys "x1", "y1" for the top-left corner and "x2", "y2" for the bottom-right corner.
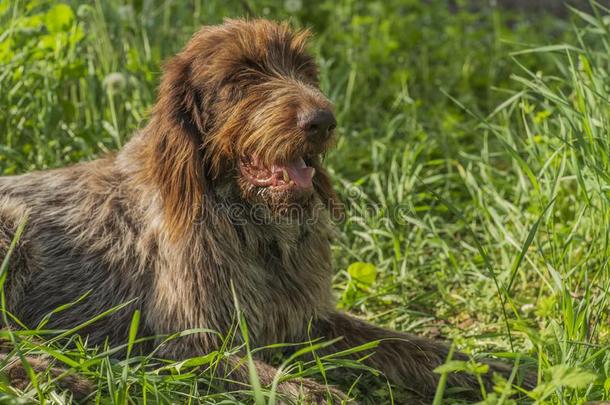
[{"x1": 298, "y1": 110, "x2": 336, "y2": 141}]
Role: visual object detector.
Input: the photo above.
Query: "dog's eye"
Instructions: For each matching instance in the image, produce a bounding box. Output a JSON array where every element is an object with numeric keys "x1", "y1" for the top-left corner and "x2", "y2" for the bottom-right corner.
[
  {"x1": 294, "y1": 57, "x2": 319, "y2": 84},
  {"x1": 301, "y1": 73, "x2": 319, "y2": 86},
  {"x1": 220, "y1": 84, "x2": 244, "y2": 102},
  {"x1": 234, "y1": 69, "x2": 267, "y2": 85},
  {"x1": 222, "y1": 69, "x2": 266, "y2": 101}
]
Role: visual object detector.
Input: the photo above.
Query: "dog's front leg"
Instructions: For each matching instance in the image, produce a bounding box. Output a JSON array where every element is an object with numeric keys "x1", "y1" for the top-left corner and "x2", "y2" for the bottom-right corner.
[
  {"x1": 313, "y1": 312, "x2": 514, "y2": 400},
  {"x1": 158, "y1": 340, "x2": 348, "y2": 404},
  {"x1": 0, "y1": 352, "x2": 94, "y2": 400},
  {"x1": 214, "y1": 354, "x2": 349, "y2": 404}
]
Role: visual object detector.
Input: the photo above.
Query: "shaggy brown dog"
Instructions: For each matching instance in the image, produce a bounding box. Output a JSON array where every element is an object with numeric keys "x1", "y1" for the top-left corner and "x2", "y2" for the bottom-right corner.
[{"x1": 0, "y1": 19, "x2": 526, "y2": 402}]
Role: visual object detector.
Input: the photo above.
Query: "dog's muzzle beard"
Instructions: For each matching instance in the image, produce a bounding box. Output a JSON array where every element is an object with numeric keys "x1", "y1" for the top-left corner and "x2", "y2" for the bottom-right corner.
[
  {"x1": 237, "y1": 154, "x2": 319, "y2": 214},
  {"x1": 237, "y1": 108, "x2": 336, "y2": 214}
]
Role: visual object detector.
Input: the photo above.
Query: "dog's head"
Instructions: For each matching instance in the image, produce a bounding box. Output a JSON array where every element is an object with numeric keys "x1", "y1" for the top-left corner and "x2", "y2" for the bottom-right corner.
[{"x1": 146, "y1": 19, "x2": 337, "y2": 236}]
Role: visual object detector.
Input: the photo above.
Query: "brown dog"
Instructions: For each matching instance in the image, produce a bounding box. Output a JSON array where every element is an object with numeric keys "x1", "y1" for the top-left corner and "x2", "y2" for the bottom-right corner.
[{"x1": 0, "y1": 19, "x2": 525, "y2": 402}]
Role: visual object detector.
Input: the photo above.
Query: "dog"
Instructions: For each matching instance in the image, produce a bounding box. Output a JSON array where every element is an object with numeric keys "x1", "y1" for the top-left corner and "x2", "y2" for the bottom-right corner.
[{"x1": 0, "y1": 19, "x2": 528, "y2": 402}]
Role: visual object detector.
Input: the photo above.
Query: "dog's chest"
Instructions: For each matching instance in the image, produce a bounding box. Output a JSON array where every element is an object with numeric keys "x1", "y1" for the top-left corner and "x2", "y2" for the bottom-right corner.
[
  {"x1": 227, "y1": 222, "x2": 335, "y2": 344},
  {"x1": 154, "y1": 211, "x2": 337, "y2": 345}
]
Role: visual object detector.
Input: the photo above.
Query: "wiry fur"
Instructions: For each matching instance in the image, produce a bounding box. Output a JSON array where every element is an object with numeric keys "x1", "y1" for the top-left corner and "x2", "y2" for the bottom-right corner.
[{"x1": 0, "y1": 19, "x2": 528, "y2": 402}]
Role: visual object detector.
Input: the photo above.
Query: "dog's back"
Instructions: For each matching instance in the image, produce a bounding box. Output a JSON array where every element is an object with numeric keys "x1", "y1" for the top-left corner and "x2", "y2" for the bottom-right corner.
[{"x1": 0, "y1": 159, "x2": 157, "y2": 347}]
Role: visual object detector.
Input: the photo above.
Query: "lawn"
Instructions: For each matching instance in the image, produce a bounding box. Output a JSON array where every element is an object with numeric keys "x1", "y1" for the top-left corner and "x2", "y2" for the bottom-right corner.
[{"x1": 1, "y1": 0, "x2": 609, "y2": 403}]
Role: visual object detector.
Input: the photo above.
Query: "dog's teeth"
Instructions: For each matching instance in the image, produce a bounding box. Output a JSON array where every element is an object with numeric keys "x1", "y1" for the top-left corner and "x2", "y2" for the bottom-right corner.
[
  {"x1": 311, "y1": 168, "x2": 316, "y2": 178},
  {"x1": 282, "y1": 169, "x2": 290, "y2": 182}
]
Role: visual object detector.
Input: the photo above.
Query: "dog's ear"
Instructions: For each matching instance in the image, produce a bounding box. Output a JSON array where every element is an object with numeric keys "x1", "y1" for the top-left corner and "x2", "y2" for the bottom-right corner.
[{"x1": 145, "y1": 54, "x2": 210, "y2": 241}]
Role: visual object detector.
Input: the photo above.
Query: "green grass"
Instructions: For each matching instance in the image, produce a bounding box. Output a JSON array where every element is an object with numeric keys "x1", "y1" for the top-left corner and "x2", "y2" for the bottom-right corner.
[{"x1": 1, "y1": 0, "x2": 610, "y2": 403}]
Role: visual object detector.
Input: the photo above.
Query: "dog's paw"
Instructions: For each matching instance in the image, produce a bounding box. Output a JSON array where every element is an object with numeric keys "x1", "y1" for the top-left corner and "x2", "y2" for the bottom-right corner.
[
  {"x1": 277, "y1": 378, "x2": 354, "y2": 404},
  {"x1": 3, "y1": 355, "x2": 94, "y2": 400},
  {"x1": 483, "y1": 358, "x2": 537, "y2": 392}
]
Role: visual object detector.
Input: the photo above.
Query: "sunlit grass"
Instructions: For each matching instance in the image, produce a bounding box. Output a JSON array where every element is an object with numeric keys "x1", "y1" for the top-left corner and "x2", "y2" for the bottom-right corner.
[{"x1": 1, "y1": 0, "x2": 609, "y2": 403}]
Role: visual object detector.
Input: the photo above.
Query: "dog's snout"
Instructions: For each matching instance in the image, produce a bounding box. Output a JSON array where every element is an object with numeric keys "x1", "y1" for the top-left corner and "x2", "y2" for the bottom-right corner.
[{"x1": 298, "y1": 110, "x2": 336, "y2": 141}]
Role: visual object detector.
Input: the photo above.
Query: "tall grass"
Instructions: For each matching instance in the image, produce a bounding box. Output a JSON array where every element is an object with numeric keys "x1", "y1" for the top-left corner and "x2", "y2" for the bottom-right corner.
[{"x1": 0, "y1": 0, "x2": 609, "y2": 403}]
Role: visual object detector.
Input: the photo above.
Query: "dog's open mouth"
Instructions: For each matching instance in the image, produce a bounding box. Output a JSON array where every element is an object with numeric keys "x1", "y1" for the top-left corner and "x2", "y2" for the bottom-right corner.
[{"x1": 240, "y1": 156, "x2": 316, "y2": 190}]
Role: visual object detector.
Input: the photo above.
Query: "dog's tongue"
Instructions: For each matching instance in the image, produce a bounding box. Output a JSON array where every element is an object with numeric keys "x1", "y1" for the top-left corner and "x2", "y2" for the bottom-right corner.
[{"x1": 275, "y1": 158, "x2": 315, "y2": 188}]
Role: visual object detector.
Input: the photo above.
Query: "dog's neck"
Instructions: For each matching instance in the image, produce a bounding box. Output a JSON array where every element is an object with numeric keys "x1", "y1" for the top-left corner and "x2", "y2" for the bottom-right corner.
[{"x1": 118, "y1": 130, "x2": 333, "y2": 243}]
